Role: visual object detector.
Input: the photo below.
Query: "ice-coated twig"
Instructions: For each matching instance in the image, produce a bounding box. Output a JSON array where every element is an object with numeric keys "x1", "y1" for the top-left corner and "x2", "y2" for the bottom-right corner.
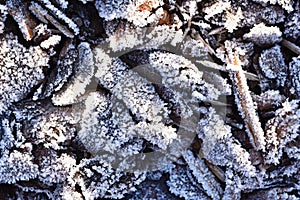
[
  {"x1": 281, "y1": 39, "x2": 300, "y2": 55},
  {"x1": 37, "y1": 0, "x2": 79, "y2": 34},
  {"x1": 208, "y1": 27, "x2": 226, "y2": 35},
  {"x1": 226, "y1": 55, "x2": 265, "y2": 151},
  {"x1": 198, "y1": 151, "x2": 226, "y2": 182},
  {"x1": 191, "y1": 30, "x2": 216, "y2": 56},
  {"x1": 197, "y1": 60, "x2": 259, "y2": 81}
]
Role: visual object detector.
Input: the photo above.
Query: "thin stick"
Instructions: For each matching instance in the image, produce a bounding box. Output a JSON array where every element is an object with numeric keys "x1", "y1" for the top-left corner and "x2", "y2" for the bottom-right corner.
[
  {"x1": 227, "y1": 55, "x2": 265, "y2": 151},
  {"x1": 197, "y1": 60, "x2": 259, "y2": 81},
  {"x1": 281, "y1": 39, "x2": 300, "y2": 55}
]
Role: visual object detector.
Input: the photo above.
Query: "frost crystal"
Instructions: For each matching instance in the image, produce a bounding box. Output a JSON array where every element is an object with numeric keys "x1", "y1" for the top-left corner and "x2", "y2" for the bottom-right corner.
[
  {"x1": 39, "y1": 153, "x2": 76, "y2": 185},
  {"x1": 241, "y1": 3, "x2": 285, "y2": 27},
  {"x1": 40, "y1": 35, "x2": 61, "y2": 49},
  {"x1": 224, "y1": 7, "x2": 243, "y2": 33},
  {"x1": 203, "y1": 1, "x2": 243, "y2": 32},
  {"x1": 95, "y1": 0, "x2": 129, "y2": 20},
  {"x1": 243, "y1": 23, "x2": 282, "y2": 46}
]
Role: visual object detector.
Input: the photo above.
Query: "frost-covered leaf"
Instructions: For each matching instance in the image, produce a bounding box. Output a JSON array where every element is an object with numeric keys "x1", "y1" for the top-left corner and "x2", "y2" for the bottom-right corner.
[
  {"x1": 0, "y1": 34, "x2": 49, "y2": 113},
  {"x1": 243, "y1": 23, "x2": 282, "y2": 47},
  {"x1": 258, "y1": 45, "x2": 287, "y2": 87},
  {"x1": 264, "y1": 100, "x2": 300, "y2": 165}
]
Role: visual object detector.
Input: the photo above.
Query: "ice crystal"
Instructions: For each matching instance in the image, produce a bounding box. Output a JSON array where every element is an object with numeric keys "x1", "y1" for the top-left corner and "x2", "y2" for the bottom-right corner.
[
  {"x1": 240, "y1": 3, "x2": 285, "y2": 27},
  {"x1": 203, "y1": 1, "x2": 231, "y2": 21},
  {"x1": 182, "y1": 150, "x2": 223, "y2": 199},
  {"x1": 95, "y1": 0, "x2": 130, "y2": 20},
  {"x1": 39, "y1": 153, "x2": 76, "y2": 186},
  {"x1": 40, "y1": 35, "x2": 61, "y2": 49},
  {"x1": 203, "y1": 1, "x2": 243, "y2": 32}
]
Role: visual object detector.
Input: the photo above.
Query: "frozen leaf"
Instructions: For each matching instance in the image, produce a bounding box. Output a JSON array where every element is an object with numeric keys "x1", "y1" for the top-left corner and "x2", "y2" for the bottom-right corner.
[
  {"x1": 258, "y1": 45, "x2": 287, "y2": 87},
  {"x1": 240, "y1": 3, "x2": 285, "y2": 27},
  {"x1": 95, "y1": 0, "x2": 164, "y2": 27},
  {"x1": 29, "y1": 0, "x2": 79, "y2": 38},
  {"x1": 52, "y1": 42, "x2": 94, "y2": 106},
  {"x1": 0, "y1": 4, "x2": 7, "y2": 34},
  {"x1": 182, "y1": 150, "x2": 224, "y2": 199},
  {"x1": 264, "y1": 100, "x2": 300, "y2": 165},
  {"x1": 95, "y1": 0, "x2": 129, "y2": 20},
  {"x1": 0, "y1": 151, "x2": 39, "y2": 184},
  {"x1": 167, "y1": 165, "x2": 210, "y2": 200},
  {"x1": 42, "y1": 41, "x2": 77, "y2": 98},
  {"x1": 284, "y1": 3, "x2": 300, "y2": 41},
  {"x1": 0, "y1": 33, "x2": 49, "y2": 113},
  {"x1": 67, "y1": 156, "x2": 146, "y2": 199},
  {"x1": 288, "y1": 57, "x2": 300, "y2": 98},
  {"x1": 198, "y1": 107, "x2": 256, "y2": 177},
  {"x1": 39, "y1": 153, "x2": 76, "y2": 186},
  {"x1": 6, "y1": 0, "x2": 36, "y2": 40},
  {"x1": 243, "y1": 23, "x2": 282, "y2": 47},
  {"x1": 253, "y1": 0, "x2": 294, "y2": 12}
]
